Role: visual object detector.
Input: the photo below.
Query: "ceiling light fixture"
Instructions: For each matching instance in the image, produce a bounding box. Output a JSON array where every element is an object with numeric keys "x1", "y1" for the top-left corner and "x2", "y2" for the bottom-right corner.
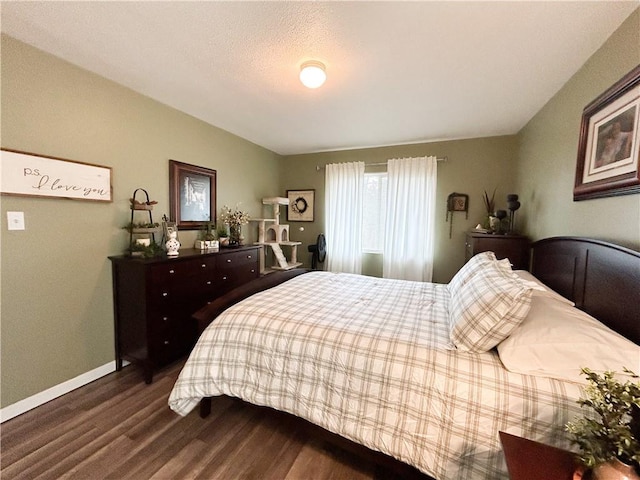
[{"x1": 299, "y1": 61, "x2": 326, "y2": 89}]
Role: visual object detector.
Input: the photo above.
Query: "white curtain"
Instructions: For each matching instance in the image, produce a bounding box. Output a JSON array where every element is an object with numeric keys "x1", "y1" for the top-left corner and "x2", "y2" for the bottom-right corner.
[
  {"x1": 383, "y1": 156, "x2": 437, "y2": 282},
  {"x1": 325, "y1": 161, "x2": 365, "y2": 274}
]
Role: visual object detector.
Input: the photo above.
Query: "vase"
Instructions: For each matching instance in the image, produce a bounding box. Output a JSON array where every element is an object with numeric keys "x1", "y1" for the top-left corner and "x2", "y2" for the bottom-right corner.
[
  {"x1": 489, "y1": 215, "x2": 500, "y2": 233},
  {"x1": 229, "y1": 225, "x2": 241, "y2": 247},
  {"x1": 165, "y1": 232, "x2": 180, "y2": 256},
  {"x1": 592, "y1": 459, "x2": 640, "y2": 480}
]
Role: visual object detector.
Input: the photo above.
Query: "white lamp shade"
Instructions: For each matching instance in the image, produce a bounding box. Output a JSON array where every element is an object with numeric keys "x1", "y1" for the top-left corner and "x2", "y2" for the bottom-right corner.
[{"x1": 300, "y1": 61, "x2": 326, "y2": 89}]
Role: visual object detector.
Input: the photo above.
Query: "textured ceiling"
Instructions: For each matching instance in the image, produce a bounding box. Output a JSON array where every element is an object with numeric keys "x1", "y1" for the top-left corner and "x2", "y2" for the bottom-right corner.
[{"x1": 1, "y1": 1, "x2": 638, "y2": 155}]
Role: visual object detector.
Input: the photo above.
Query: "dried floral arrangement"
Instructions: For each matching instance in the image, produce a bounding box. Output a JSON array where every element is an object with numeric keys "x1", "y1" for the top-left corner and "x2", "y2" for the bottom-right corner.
[
  {"x1": 220, "y1": 205, "x2": 250, "y2": 227},
  {"x1": 483, "y1": 188, "x2": 496, "y2": 215}
]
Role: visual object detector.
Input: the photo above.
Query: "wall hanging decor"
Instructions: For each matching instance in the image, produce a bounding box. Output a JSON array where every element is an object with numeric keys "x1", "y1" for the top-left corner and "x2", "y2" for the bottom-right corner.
[
  {"x1": 445, "y1": 192, "x2": 469, "y2": 238},
  {"x1": 287, "y1": 189, "x2": 315, "y2": 222},
  {"x1": 0, "y1": 148, "x2": 112, "y2": 202},
  {"x1": 125, "y1": 188, "x2": 162, "y2": 257},
  {"x1": 169, "y1": 160, "x2": 216, "y2": 230},
  {"x1": 574, "y1": 65, "x2": 640, "y2": 201},
  {"x1": 507, "y1": 194, "x2": 521, "y2": 234}
]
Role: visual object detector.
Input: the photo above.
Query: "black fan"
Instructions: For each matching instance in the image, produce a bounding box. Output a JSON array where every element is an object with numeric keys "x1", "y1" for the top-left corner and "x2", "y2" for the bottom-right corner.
[{"x1": 307, "y1": 234, "x2": 327, "y2": 270}]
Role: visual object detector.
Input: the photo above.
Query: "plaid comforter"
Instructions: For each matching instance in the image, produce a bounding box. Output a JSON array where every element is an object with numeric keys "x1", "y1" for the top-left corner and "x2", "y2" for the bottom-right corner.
[{"x1": 169, "y1": 272, "x2": 583, "y2": 479}]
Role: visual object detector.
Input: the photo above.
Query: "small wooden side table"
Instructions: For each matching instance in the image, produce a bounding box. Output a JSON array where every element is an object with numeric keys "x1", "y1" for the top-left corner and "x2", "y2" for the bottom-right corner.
[{"x1": 500, "y1": 431, "x2": 587, "y2": 480}]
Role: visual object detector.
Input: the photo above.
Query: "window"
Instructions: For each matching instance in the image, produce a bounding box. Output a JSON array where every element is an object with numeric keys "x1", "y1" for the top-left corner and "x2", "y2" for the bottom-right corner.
[{"x1": 362, "y1": 172, "x2": 387, "y2": 253}]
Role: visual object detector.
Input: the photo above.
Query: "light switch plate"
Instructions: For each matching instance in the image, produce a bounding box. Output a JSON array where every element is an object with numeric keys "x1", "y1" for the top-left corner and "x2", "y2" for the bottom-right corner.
[{"x1": 7, "y1": 211, "x2": 25, "y2": 230}]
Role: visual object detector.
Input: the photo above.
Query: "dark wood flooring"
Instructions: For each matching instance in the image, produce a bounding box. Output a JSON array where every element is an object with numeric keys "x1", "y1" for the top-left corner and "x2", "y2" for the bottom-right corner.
[{"x1": 0, "y1": 360, "x2": 434, "y2": 480}]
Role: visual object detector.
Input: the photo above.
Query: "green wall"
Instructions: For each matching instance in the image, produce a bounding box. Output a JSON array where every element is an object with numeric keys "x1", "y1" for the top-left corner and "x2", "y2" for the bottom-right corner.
[
  {"x1": 2, "y1": 7, "x2": 639, "y2": 410},
  {"x1": 0, "y1": 35, "x2": 281, "y2": 408},
  {"x1": 516, "y1": 8, "x2": 640, "y2": 250},
  {"x1": 281, "y1": 135, "x2": 519, "y2": 284}
]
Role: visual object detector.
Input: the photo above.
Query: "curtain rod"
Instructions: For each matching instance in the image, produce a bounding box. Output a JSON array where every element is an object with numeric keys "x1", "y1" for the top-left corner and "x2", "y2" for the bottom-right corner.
[{"x1": 315, "y1": 156, "x2": 447, "y2": 171}]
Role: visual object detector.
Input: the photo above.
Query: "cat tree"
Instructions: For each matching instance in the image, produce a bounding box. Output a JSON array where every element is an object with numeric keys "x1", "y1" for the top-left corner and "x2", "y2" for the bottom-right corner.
[{"x1": 252, "y1": 197, "x2": 302, "y2": 274}]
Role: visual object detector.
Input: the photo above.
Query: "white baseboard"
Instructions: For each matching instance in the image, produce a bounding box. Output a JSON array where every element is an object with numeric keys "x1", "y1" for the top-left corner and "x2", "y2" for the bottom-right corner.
[{"x1": 0, "y1": 360, "x2": 129, "y2": 423}]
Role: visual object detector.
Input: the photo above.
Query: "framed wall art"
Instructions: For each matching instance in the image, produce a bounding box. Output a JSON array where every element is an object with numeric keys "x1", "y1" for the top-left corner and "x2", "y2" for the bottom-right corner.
[
  {"x1": 0, "y1": 148, "x2": 112, "y2": 202},
  {"x1": 574, "y1": 65, "x2": 640, "y2": 201},
  {"x1": 446, "y1": 192, "x2": 469, "y2": 213},
  {"x1": 169, "y1": 160, "x2": 216, "y2": 230},
  {"x1": 287, "y1": 189, "x2": 315, "y2": 222}
]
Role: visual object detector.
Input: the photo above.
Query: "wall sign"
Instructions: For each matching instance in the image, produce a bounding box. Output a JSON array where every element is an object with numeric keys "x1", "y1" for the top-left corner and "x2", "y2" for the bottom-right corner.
[{"x1": 0, "y1": 149, "x2": 112, "y2": 202}]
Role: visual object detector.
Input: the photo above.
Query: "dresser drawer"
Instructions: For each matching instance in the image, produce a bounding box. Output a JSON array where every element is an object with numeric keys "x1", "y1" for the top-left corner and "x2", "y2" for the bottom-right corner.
[
  {"x1": 148, "y1": 330, "x2": 193, "y2": 366},
  {"x1": 110, "y1": 246, "x2": 260, "y2": 383},
  {"x1": 216, "y1": 250, "x2": 259, "y2": 291},
  {"x1": 216, "y1": 250, "x2": 258, "y2": 270},
  {"x1": 149, "y1": 263, "x2": 191, "y2": 285}
]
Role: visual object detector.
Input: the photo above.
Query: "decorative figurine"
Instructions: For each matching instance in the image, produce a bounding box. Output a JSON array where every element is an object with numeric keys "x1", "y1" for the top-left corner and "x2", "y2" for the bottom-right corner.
[{"x1": 165, "y1": 230, "x2": 180, "y2": 256}]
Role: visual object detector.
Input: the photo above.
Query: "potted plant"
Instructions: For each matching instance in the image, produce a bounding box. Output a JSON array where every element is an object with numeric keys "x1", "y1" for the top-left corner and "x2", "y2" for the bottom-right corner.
[
  {"x1": 482, "y1": 188, "x2": 497, "y2": 231},
  {"x1": 216, "y1": 224, "x2": 229, "y2": 247},
  {"x1": 204, "y1": 222, "x2": 217, "y2": 242},
  {"x1": 220, "y1": 204, "x2": 250, "y2": 247},
  {"x1": 195, "y1": 222, "x2": 219, "y2": 249},
  {"x1": 565, "y1": 368, "x2": 640, "y2": 479}
]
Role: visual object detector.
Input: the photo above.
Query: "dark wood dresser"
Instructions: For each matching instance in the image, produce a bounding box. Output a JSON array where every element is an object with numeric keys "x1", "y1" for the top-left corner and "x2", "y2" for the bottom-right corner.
[
  {"x1": 109, "y1": 246, "x2": 260, "y2": 383},
  {"x1": 465, "y1": 232, "x2": 530, "y2": 270}
]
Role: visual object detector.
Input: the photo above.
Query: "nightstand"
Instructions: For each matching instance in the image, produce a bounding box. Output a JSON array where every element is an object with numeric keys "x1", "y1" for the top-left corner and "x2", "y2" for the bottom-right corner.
[
  {"x1": 500, "y1": 431, "x2": 585, "y2": 480},
  {"x1": 465, "y1": 233, "x2": 530, "y2": 270}
]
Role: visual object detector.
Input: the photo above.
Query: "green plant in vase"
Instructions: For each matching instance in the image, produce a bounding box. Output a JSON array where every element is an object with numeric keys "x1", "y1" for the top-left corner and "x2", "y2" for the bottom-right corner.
[
  {"x1": 482, "y1": 188, "x2": 496, "y2": 230},
  {"x1": 215, "y1": 224, "x2": 228, "y2": 240},
  {"x1": 203, "y1": 222, "x2": 217, "y2": 241},
  {"x1": 565, "y1": 368, "x2": 640, "y2": 479}
]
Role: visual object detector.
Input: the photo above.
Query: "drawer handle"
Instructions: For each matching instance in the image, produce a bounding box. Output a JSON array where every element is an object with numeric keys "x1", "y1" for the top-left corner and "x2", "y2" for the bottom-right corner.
[
  {"x1": 226, "y1": 259, "x2": 232, "y2": 263},
  {"x1": 251, "y1": 269, "x2": 255, "y2": 273},
  {"x1": 247, "y1": 255, "x2": 252, "y2": 259},
  {"x1": 163, "y1": 316, "x2": 169, "y2": 322},
  {"x1": 164, "y1": 340, "x2": 169, "y2": 345},
  {"x1": 206, "y1": 281, "x2": 212, "y2": 285},
  {"x1": 222, "y1": 276, "x2": 227, "y2": 281},
  {"x1": 169, "y1": 269, "x2": 175, "y2": 274},
  {"x1": 162, "y1": 292, "x2": 168, "y2": 297},
  {"x1": 201, "y1": 264, "x2": 206, "y2": 268}
]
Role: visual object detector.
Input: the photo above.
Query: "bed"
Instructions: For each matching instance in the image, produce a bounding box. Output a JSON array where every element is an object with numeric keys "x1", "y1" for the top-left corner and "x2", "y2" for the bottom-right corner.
[{"x1": 168, "y1": 237, "x2": 640, "y2": 479}]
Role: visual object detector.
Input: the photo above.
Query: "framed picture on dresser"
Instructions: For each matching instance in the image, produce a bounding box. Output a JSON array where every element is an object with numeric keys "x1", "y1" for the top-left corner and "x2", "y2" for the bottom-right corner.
[{"x1": 169, "y1": 160, "x2": 217, "y2": 230}]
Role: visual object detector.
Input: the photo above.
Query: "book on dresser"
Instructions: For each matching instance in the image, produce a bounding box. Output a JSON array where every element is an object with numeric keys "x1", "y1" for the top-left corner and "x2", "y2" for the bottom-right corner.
[{"x1": 108, "y1": 246, "x2": 260, "y2": 383}]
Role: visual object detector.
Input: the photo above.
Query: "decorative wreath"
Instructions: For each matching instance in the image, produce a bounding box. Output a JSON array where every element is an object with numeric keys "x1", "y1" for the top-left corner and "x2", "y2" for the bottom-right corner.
[{"x1": 292, "y1": 196, "x2": 308, "y2": 214}]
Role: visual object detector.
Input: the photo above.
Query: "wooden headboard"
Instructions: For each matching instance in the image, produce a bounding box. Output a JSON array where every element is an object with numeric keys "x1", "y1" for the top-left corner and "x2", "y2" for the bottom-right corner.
[{"x1": 530, "y1": 237, "x2": 640, "y2": 345}]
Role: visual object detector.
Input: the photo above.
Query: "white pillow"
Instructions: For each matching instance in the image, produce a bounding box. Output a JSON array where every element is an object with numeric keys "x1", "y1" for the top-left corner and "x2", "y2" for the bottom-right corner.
[
  {"x1": 449, "y1": 261, "x2": 533, "y2": 353},
  {"x1": 513, "y1": 270, "x2": 574, "y2": 306},
  {"x1": 497, "y1": 296, "x2": 640, "y2": 383}
]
